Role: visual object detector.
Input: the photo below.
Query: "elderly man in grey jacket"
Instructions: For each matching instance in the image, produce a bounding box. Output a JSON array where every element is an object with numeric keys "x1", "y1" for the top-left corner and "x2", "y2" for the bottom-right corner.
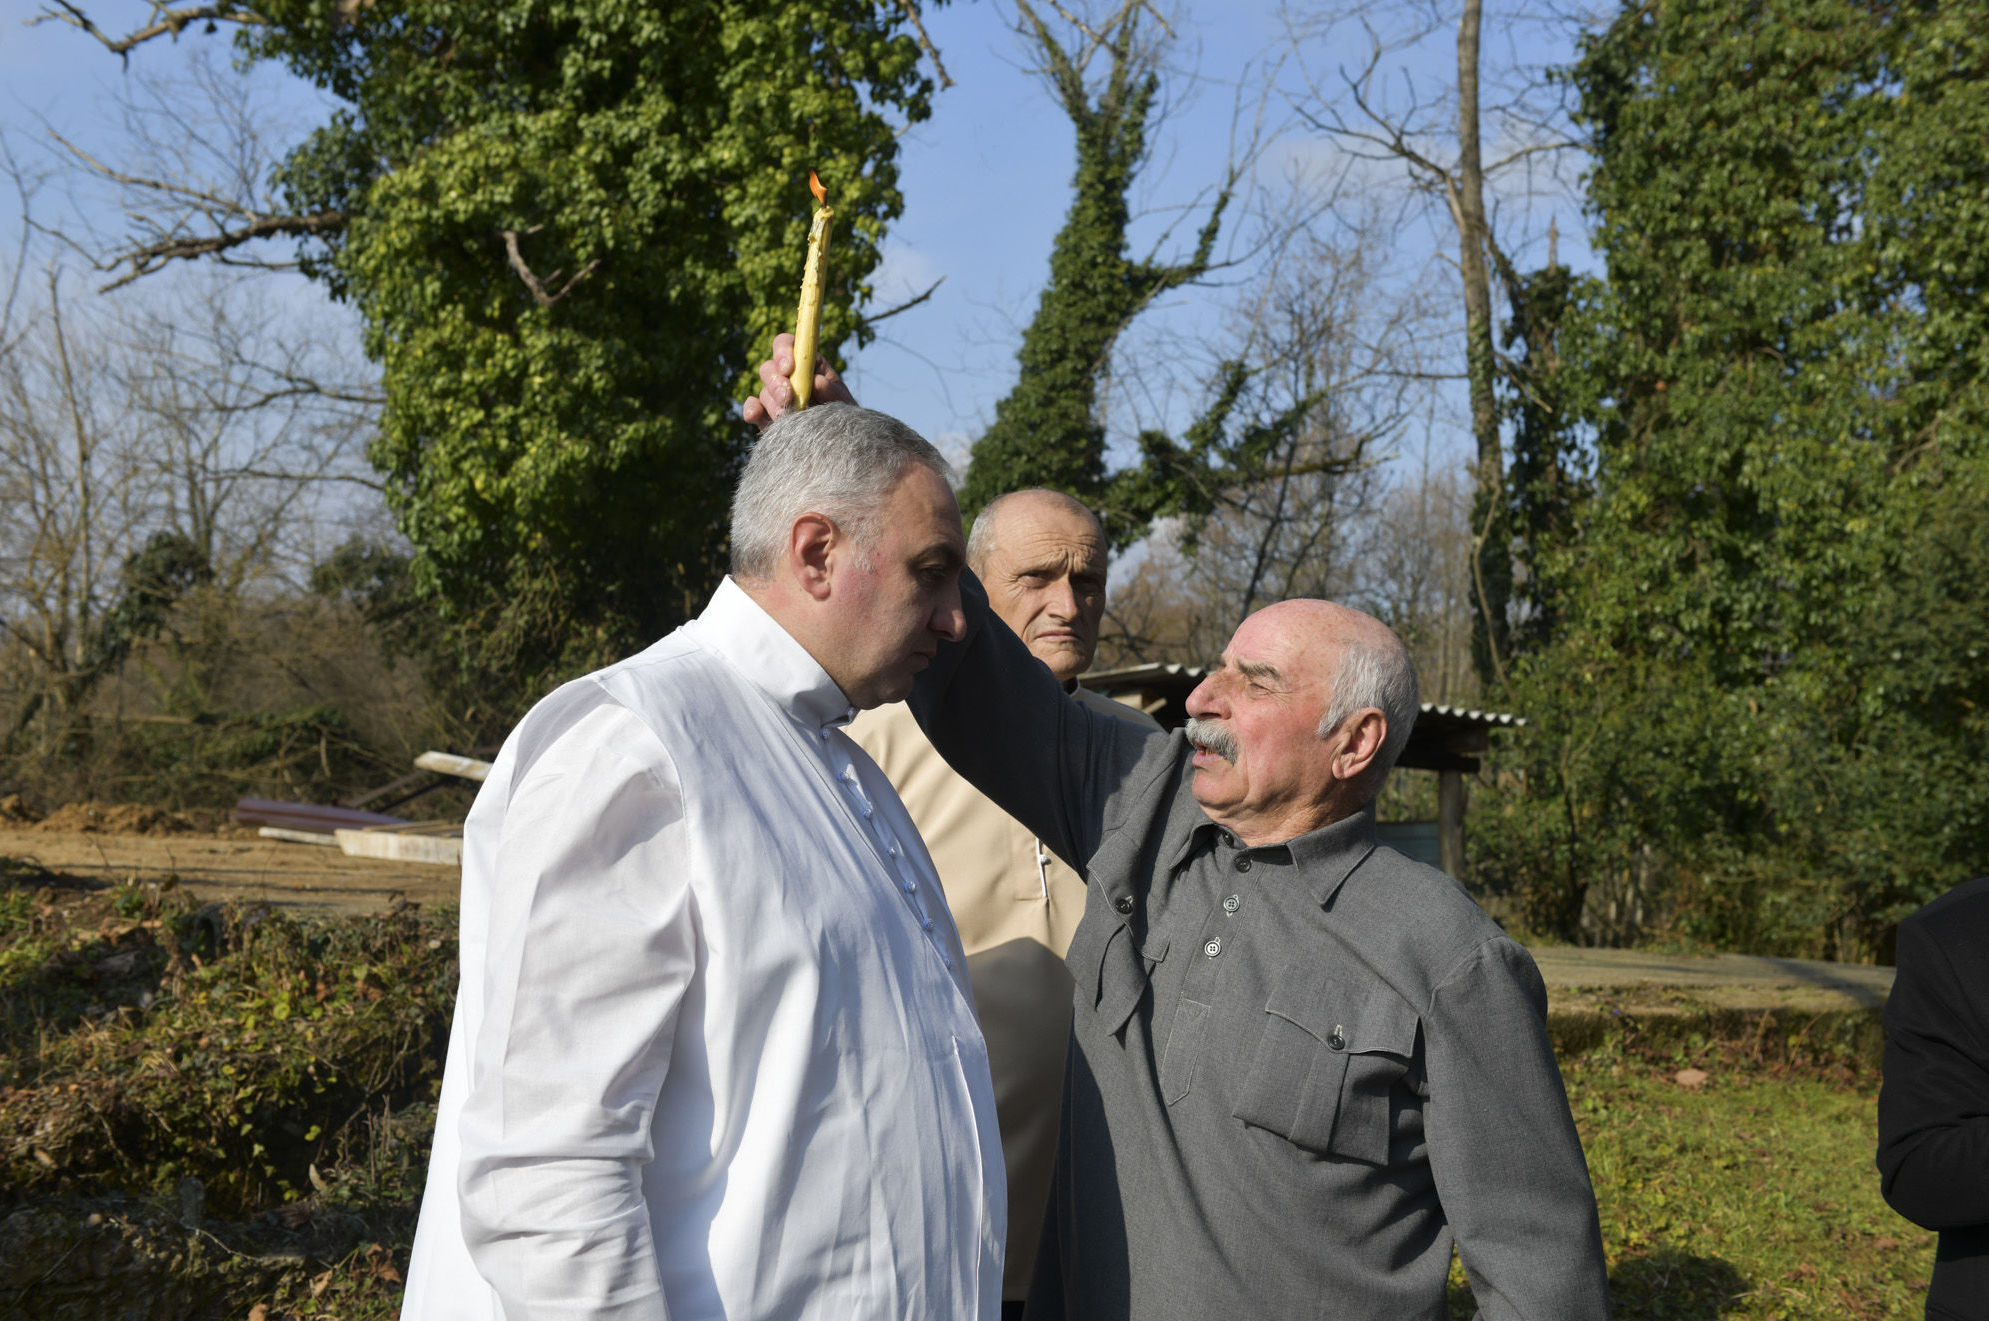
[{"x1": 909, "y1": 575, "x2": 1611, "y2": 1320}]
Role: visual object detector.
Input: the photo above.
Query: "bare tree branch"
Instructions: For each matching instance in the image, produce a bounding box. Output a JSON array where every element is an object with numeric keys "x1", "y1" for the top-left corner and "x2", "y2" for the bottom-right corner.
[
  {"x1": 31, "y1": 2, "x2": 266, "y2": 63},
  {"x1": 893, "y1": 0, "x2": 954, "y2": 89},
  {"x1": 217, "y1": 467, "x2": 386, "y2": 492},
  {"x1": 864, "y1": 276, "x2": 945, "y2": 325},
  {"x1": 499, "y1": 228, "x2": 602, "y2": 309},
  {"x1": 47, "y1": 130, "x2": 343, "y2": 292}
]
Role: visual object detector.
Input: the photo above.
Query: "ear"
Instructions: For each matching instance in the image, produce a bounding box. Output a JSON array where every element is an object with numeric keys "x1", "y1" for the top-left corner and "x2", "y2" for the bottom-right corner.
[
  {"x1": 1330, "y1": 709, "x2": 1387, "y2": 785},
  {"x1": 785, "y1": 512, "x2": 839, "y2": 602}
]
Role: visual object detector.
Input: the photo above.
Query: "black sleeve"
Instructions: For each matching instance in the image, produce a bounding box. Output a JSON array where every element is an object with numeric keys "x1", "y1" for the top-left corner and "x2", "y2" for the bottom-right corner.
[
  {"x1": 1877, "y1": 906, "x2": 1989, "y2": 1231},
  {"x1": 908, "y1": 570, "x2": 1159, "y2": 874}
]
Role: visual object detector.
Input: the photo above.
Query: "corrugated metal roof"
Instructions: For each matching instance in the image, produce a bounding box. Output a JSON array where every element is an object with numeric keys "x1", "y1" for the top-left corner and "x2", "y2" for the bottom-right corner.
[{"x1": 1418, "y1": 704, "x2": 1525, "y2": 728}]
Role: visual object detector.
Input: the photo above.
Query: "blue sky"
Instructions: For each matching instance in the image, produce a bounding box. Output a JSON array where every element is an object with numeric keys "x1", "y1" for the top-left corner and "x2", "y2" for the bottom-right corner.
[{"x1": 1, "y1": 0, "x2": 1599, "y2": 477}]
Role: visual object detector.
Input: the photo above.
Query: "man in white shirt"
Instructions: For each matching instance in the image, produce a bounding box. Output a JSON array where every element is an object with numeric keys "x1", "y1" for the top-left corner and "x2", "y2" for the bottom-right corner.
[
  {"x1": 402, "y1": 403, "x2": 1006, "y2": 1321},
  {"x1": 846, "y1": 490, "x2": 1157, "y2": 1313}
]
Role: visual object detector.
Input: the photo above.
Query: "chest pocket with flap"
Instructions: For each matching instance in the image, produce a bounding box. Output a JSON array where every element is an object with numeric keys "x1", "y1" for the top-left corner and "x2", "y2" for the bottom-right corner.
[{"x1": 1231, "y1": 977, "x2": 1420, "y2": 1163}]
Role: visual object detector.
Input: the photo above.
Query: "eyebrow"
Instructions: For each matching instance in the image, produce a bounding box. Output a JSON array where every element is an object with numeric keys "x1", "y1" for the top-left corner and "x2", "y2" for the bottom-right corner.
[{"x1": 1232, "y1": 656, "x2": 1284, "y2": 685}]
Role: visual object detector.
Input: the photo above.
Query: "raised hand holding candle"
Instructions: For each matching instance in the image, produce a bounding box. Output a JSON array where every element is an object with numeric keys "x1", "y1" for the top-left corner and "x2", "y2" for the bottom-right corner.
[{"x1": 789, "y1": 171, "x2": 833, "y2": 410}]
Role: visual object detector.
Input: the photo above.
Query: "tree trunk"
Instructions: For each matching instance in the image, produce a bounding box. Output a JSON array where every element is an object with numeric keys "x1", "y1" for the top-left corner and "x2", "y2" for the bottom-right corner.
[{"x1": 1452, "y1": 0, "x2": 1510, "y2": 689}]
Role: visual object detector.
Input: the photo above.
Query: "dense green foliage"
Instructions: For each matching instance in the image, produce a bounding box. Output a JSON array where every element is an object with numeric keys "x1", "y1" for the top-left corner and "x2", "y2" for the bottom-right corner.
[
  {"x1": 957, "y1": 2, "x2": 1232, "y2": 544},
  {"x1": 1478, "y1": 0, "x2": 1989, "y2": 957},
  {"x1": 237, "y1": 1, "x2": 941, "y2": 708}
]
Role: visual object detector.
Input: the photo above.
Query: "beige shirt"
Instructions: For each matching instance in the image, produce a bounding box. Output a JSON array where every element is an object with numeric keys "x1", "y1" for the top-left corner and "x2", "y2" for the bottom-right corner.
[{"x1": 849, "y1": 684, "x2": 1160, "y2": 1300}]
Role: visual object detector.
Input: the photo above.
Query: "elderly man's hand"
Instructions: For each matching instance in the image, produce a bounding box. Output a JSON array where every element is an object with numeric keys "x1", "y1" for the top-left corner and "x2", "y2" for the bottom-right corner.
[{"x1": 742, "y1": 333, "x2": 857, "y2": 429}]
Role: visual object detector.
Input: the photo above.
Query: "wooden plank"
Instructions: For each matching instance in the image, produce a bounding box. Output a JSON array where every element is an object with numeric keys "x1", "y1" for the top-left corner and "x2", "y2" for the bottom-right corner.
[
  {"x1": 257, "y1": 827, "x2": 340, "y2": 847},
  {"x1": 415, "y1": 751, "x2": 494, "y2": 782},
  {"x1": 334, "y1": 828, "x2": 463, "y2": 866},
  {"x1": 342, "y1": 767, "x2": 441, "y2": 811},
  {"x1": 235, "y1": 797, "x2": 410, "y2": 833}
]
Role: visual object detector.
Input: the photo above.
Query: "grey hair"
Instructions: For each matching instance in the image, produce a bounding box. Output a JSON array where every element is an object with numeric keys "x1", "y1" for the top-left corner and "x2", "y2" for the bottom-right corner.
[
  {"x1": 966, "y1": 487, "x2": 1104, "y2": 576},
  {"x1": 1318, "y1": 631, "x2": 1420, "y2": 786},
  {"x1": 730, "y1": 403, "x2": 951, "y2": 579}
]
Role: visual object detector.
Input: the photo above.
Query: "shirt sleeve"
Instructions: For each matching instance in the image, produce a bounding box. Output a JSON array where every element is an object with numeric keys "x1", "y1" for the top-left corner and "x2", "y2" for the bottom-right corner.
[
  {"x1": 456, "y1": 699, "x2": 696, "y2": 1321},
  {"x1": 908, "y1": 570, "x2": 1159, "y2": 872},
  {"x1": 1878, "y1": 913, "x2": 1989, "y2": 1230},
  {"x1": 1421, "y1": 938, "x2": 1613, "y2": 1321}
]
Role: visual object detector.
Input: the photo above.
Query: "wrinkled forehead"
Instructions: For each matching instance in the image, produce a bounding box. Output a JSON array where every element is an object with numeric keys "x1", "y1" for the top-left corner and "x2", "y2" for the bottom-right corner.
[
  {"x1": 1223, "y1": 607, "x2": 1343, "y2": 690},
  {"x1": 991, "y1": 506, "x2": 1107, "y2": 569}
]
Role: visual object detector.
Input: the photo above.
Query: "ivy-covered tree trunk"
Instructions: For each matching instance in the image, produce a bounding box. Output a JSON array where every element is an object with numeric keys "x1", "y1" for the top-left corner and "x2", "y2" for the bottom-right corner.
[{"x1": 958, "y1": 0, "x2": 1228, "y2": 544}]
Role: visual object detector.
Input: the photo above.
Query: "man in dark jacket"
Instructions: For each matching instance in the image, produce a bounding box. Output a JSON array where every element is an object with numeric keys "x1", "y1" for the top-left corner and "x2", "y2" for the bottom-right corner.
[{"x1": 1879, "y1": 875, "x2": 1989, "y2": 1321}]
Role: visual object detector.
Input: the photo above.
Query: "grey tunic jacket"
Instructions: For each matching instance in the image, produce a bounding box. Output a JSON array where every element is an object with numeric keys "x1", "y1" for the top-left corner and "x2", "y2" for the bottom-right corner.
[{"x1": 912, "y1": 574, "x2": 1611, "y2": 1321}]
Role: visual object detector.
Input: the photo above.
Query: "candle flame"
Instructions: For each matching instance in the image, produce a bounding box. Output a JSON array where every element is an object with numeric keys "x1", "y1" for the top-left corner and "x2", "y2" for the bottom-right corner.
[{"x1": 808, "y1": 170, "x2": 827, "y2": 206}]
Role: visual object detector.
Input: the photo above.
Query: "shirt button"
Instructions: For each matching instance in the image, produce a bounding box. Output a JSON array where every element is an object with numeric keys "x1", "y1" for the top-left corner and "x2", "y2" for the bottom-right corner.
[
  {"x1": 1114, "y1": 895, "x2": 1134, "y2": 914},
  {"x1": 1203, "y1": 937, "x2": 1222, "y2": 958},
  {"x1": 1327, "y1": 1025, "x2": 1347, "y2": 1051},
  {"x1": 1222, "y1": 894, "x2": 1241, "y2": 914},
  {"x1": 1234, "y1": 856, "x2": 1252, "y2": 873}
]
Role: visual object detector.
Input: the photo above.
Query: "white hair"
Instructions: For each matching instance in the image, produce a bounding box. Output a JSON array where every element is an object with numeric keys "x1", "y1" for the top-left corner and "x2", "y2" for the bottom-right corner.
[
  {"x1": 1318, "y1": 631, "x2": 1420, "y2": 785},
  {"x1": 730, "y1": 403, "x2": 951, "y2": 579}
]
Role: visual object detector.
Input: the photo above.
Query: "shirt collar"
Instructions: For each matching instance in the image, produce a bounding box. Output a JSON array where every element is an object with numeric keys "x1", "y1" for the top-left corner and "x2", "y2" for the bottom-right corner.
[
  {"x1": 1284, "y1": 806, "x2": 1378, "y2": 907},
  {"x1": 693, "y1": 576, "x2": 857, "y2": 732},
  {"x1": 1164, "y1": 781, "x2": 1378, "y2": 908}
]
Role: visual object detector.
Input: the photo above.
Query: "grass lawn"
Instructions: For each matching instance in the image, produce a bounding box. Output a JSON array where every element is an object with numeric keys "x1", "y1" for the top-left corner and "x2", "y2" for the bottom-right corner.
[{"x1": 1455, "y1": 1044, "x2": 1939, "y2": 1319}]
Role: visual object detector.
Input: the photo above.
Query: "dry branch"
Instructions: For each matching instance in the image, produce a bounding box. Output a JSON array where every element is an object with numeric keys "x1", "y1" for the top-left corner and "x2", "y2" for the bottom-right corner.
[
  {"x1": 499, "y1": 228, "x2": 601, "y2": 309},
  {"x1": 864, "y1": 276, "x2": 944, "y2": 325},
  {"x1": 32, "y1": 2, "x2": 267, "y2": 62}
]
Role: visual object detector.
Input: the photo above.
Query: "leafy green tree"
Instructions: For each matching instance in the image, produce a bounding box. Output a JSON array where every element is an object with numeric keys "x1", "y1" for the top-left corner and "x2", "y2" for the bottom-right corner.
[
  {"x1": 1491, "y1": 247, "x2": 1594, "y2": 658},
  {"x1": 1477, "y1": 0, "x2": 1989, "y2": 957},
  {"x1": 957, "y1": 0, "x2": 1234, "y2": 544},
  {"x1": 53, "y1": 0, "x2": 943, "y2": 713}
]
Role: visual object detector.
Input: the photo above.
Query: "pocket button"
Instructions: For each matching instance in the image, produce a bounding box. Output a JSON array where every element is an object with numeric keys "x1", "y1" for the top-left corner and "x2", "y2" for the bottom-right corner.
[{"x1": 1327, "y1": 1025, "x2": 1347, "y2": 1051}]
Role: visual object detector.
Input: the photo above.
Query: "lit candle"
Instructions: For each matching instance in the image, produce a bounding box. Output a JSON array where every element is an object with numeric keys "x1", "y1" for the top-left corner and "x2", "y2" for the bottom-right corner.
[{"x1": 790, "y1": 170, "x2": 833, "y2": 410}]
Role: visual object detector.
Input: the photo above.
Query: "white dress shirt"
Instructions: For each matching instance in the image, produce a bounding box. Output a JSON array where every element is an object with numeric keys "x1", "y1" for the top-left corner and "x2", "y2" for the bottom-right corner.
[{"x1": 402, "y1": 577, "x2": 1005, "y2": 1321}]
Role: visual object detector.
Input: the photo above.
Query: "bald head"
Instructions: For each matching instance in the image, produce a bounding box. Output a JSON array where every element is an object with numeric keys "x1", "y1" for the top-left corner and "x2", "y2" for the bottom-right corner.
[
  {"x1": 1245, "y1": 601, "x2": 1418, "y2": 770},
  {"x1": 966, "y1": 489, "x2": 1104, "y2": 576},
  {"x1": 1181, "y1": 599, "x2": 1420, "y2": 845},
  {"x1": 968, "y1": 489, "x2": 1110, "y2": 685}
]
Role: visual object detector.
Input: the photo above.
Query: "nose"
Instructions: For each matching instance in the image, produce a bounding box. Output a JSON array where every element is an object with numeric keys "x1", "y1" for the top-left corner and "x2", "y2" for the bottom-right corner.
[
  {"x1": 932, "y1": 578, "x2": 967, "y2": 642},
  {"x1": 1185, "y1": 672, "x2": 1223, "y2": 720},
  {"x1": 1046, "y1": 574, "x2": 1080, "y2": 622}
]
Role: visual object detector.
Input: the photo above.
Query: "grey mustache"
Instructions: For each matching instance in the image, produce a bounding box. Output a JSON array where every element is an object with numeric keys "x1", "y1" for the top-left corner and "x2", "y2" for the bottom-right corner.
[{"x1": 1183, "y1": 717, "x2": 1238, "y2": 763}]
